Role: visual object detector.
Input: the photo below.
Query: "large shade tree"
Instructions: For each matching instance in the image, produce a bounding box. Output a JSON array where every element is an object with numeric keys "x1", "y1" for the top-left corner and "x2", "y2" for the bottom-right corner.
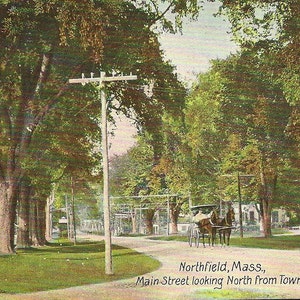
[
  {"x1": 184, "y1": 69, "x2": 225, "y2": 203},
  {"x1": 0, "y1": 0, "x2": 110, "y2": 253},
  {"x1": 213, "y1": 0, "x2": 300, "y2": 140},
  {"x1": 0, "y1": 0, "x2": 202, "y2": 253},
  {"x1": 186, "y1": 52, "x2": 296, "y2": 237},
  {"x1": 213, "y1": 0, "x2": 300, "y2": 236}
]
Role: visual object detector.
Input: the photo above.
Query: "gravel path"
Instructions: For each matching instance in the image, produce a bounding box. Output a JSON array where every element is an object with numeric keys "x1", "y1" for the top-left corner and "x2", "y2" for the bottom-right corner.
[{"x1": 1, "y1": 235, "x2": 299, "y2": 300}]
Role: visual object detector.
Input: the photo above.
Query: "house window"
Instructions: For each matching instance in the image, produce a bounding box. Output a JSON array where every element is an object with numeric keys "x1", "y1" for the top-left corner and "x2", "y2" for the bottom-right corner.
[{"x1": 272, "y1": 211, "x2": 279, "y2": 223}]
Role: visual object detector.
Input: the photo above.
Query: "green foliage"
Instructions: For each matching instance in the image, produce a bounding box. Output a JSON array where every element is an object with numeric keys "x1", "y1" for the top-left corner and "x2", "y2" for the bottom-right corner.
[
  {"x1": 216, "y1": 0, "x2": 294, "y2": 45},
  {"x1": 185, "y1": 70, "x2": 224, "y2": 159},
  {"x1": 134, "y1": 0, "x2": 201, "y2": 33},
  {"x1": 0, "y1": 1, "x2": 106, "y2": 202},
  {"x1": 216, "y1": 0, "x2": 300, "y2": 107},
  {"x1": 202, "y1": 0, "x2": 300, "y2": 220},
  {"x1": 213, "y1": 0, "x2": 300, "y2": 150},
  {"x1": 0, "y1": 0, "x2": 191, "y2": 207},
  {"x1": 275, "y1": 164, "x2": 300, "y2": 212},
  {"x1": 182, "y1": 47, "x2": 299, "y2": 229},
  {"x1": 0, "y1": 0, "x2": 202, "y2": 252},
  {"x1": 0, "y1": 240, "x2": 160, "y2": 293},
  {"x1": 110, "y1": 135, "x2": 154, "y2": 197},
  {"x1": 183, "y1": 68, "x2": 227, "y2": 203},
  {"x1": 209, "y1": 52, "x2": 295, "y2": 193}
]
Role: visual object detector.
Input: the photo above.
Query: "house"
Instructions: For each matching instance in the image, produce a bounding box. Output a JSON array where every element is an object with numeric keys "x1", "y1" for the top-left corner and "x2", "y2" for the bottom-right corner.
[{"x1": 231, "y1": 202, "x2": 289, "y2": 230}]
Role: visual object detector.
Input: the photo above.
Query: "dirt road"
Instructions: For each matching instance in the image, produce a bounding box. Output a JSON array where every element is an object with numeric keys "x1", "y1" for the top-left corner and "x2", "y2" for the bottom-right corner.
[{"x1": 1, "y1": 236, "x2": 299, "y2": 300}]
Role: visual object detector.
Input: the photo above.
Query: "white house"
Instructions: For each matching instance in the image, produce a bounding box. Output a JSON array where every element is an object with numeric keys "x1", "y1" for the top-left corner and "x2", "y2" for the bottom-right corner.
[{"x1": 231, "y1": 202, "x2": 289, "y2": 229}]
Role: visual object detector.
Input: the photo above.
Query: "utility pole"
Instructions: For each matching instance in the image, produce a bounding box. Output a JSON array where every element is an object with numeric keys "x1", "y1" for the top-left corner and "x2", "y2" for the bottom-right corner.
[
  {"x1": 166, "y1": 197, "x2": 170, "y2": 236},
  {"x1": 237, "y1": 172, "x2": 243, "y2": 238},
  {"x1": 65, "y1": 195, "x2": 71, "y2": 240},
  {"x1": 69, "y1": 71, "x2": 137, "y2": 275},
  {"x1": 222, "y1": 173, "x2": 255, "y2": 238},
  {"x1": 71, "y1": 176, "x2": 77, "y2": 245}
]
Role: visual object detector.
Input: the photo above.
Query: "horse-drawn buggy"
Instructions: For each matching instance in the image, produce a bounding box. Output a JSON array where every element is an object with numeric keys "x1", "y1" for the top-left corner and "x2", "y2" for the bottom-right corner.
[{"x1": 187, "y1": 204, "x2": 236, "y2": 247}]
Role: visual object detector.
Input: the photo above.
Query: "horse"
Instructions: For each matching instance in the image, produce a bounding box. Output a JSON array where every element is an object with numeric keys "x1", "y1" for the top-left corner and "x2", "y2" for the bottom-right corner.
[
  {"x1": 217, "y1": 207, "x2": 235, "y2": 246},
  {"x1": 194, "y1": 209, "x2": 219, "y2": 247}
]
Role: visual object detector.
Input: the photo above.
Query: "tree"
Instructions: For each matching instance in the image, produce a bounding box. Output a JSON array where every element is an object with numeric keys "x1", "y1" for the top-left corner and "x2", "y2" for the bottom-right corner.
[
  {"x1": 12, "y1": 56, "x2": 102, "y2": 248},
  {"x1": 184, "y1": 45, "x2": 298, "y2": 237},
  {"x1": 0, "y1": 0, "x2": 202, "y2": 253},
  {"x1": 211, "y1": 53, "x2": 295, "y2": 237},
  {"x1": 206, "y1": 0, "x2": 300, "y2": 235},
  {"x1": 214, "y1": 0, "x2": 300, "y2": 143},
  {"x1": 110, "y1": 135, "x2": 158, "y2": 234},
  {"x1": 0, "y1": 0, "x2": 108, "y2": 253},
  {"x1": 183, "y1": 69, "x2": 226, "y2": 203}
]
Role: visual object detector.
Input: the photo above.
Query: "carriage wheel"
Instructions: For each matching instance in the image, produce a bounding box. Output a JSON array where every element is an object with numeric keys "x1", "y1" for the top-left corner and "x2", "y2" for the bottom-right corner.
[{"x1": 188, "y1": 225, "x2": 193, "y2": 247}]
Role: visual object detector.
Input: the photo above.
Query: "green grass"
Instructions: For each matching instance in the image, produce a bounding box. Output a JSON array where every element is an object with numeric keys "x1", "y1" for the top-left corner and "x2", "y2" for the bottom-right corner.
[
  {"x1": 0, "y1": 240, "x2": 160, "y2": 294},
  {"x1": 270, "y1": 228, "x2": 291, "y2": 235},
  {"x1": 195, "y1": 288, "x2": 278, "y2": 299},
  {"x1": 229, "y1": 234, "x2": 300, "y2": 250},
  {"x1": 150, "y1": 234, "x2": 300, "y2": 250},
  {"x1": 1, "y1": 234, "x2": 298, "y2": 295}
]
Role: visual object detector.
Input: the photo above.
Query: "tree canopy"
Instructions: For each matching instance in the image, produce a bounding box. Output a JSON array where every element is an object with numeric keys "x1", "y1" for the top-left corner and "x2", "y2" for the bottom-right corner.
[{"x1": 0, "y1": 0, "x2": 200, "y2": 253}]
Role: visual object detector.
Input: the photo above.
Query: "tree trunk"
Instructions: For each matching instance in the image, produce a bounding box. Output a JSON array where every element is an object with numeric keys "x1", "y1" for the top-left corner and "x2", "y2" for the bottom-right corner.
[
  {"x1": 45, "y1": 191, "x2": 55, "y2": 241},
  {"x1": 16, "y1": 182, "x2": 31, "y2": 249},
  {"x1": 29, "y1": 199, "x2": 38, "y2": 246},
  {"x1": 37, "y1": 199, "x2": 47, "y2": 245},
  {"x1": 169, "y1": 203, "x2": 180, "y2": 234},
  {"x1": 30, "y1": 199, "x2": 46, "y2": 246},
  {"x1": 260, "y1": 163, "x2": 277, "y2": 238},
  {"x1": 262, "y1": 201, "x2": 272, "y2": 237},
  {"x1": 261, "y1": 186, "x2": 273, "y2": 238},
  {"x1": 0, "y1": 181, "x2": 18, "y2": 254},
  {"x1": 131, "y1": 209, "x2": 137, "y2": 234},
  {"x1": 144, "y1": 209, "x2": 155, "y2": 235}
]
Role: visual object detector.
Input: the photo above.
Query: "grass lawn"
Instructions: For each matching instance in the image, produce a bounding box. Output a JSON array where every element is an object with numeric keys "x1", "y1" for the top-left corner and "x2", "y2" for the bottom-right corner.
[
  {"x1": 229, "y1": 234, "x2": 300, "y2": 250},
  {"x1": 149, "y1": 234, "x2": 300, "y2": 250},
  {"x1": 195, "y1": 288, "x2": 278, "y2": 299},
  {"x1": 0, "y1": 239, "x2": 160, "y2": 294}
]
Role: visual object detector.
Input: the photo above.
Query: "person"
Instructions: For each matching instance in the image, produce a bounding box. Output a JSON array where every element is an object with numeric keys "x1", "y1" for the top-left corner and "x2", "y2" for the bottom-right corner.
[{"x1": 193, "y1": 210, "x2": 212, "y2": 223}]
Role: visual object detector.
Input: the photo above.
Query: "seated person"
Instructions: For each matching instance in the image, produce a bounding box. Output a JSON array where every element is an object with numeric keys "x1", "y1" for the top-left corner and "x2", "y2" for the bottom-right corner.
[{"x1": 193, "y1": 210, "x2": 212, "y2": 223}]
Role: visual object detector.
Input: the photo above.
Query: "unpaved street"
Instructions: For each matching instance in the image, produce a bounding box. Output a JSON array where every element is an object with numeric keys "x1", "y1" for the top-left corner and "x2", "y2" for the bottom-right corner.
[{"x1": 1, "y1": 236, "x2": 299, "y2": 300}]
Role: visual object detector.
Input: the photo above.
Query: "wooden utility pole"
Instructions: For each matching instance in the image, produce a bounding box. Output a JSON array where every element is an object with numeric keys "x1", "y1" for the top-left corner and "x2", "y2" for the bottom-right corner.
[
  {"x1": 69, "y1": 71, "x2": 137, "y2": 275},
  {"x1": 65, "y1": 195, "x2": 71, "y2": 240},
  {"x1": 70, "y1": 177, "x2": 77, "y2": 245},
  {"x1": 237, "y1": 172, "x2": 243, "y2": 238},
  {"x1": 222, "y1": 173, "x2": 254, "y2": 238}
]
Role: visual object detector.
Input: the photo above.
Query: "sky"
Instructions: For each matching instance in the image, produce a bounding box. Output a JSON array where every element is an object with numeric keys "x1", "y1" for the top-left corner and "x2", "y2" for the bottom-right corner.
[
  {"x1": 159, "y1": 1, "x2": 239, "y2": 82},
  {"x1": 109, "y1": 1, "x2": 238, "y2": 157},
  {"x1": 108, "y1": 113, "x2": 137, "y2": 157}
]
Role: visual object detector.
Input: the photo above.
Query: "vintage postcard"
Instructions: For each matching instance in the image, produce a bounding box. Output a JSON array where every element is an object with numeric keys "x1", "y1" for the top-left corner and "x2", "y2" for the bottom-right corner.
[{"x1": 0, "y1": 1, "x2": 299, "y2": 299}]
